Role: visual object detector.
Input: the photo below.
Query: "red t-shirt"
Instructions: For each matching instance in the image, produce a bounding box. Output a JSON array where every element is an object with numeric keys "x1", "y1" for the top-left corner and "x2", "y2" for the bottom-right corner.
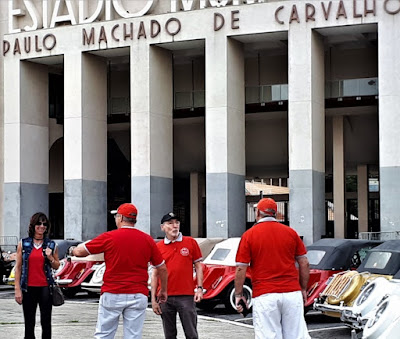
[
  {"x1": 85, "y1": 227, "x2": 164, "y2": 295},
  {"x1": 156, "y1": 236, "x2": 202, "y2": 296},
  {"x1": 235, "y1": 220, "x2": 307, "y2": 297},
  {"x1": 28, "y1": 247, "x2": 48, "y2": 287}
]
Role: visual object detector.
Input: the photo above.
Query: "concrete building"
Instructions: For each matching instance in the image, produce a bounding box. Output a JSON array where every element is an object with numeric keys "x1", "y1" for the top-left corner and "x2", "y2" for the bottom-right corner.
[{"x1": 1, "y1": 0, "x2": 399, "y2": 245}]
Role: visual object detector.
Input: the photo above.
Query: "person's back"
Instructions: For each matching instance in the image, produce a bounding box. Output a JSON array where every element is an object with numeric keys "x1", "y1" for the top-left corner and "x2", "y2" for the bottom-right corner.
[
  {"x1": 242, "y1": 219, "x2": 303, "y2": 296},
  {"x1": 72, "y1": 203, "x2": 168, "y2": 339},
  {"x1": 235, "y1": 198, "x2": 310, "y2": 339},
  {"x1": 99, "y1": 227, "x2": 158, "y2": 295}
]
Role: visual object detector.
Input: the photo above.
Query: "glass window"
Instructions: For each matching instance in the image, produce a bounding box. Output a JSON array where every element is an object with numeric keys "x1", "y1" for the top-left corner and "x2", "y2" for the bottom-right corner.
[
  {"x1": 363, "y1": 252, "x2": 392, "y2": 269},
  {"x1": 210, "y1": 249, "x2": 230, "y2": 261},
  {"x1": 307, "y1": 250, "x2": 326, "y2": 265}
]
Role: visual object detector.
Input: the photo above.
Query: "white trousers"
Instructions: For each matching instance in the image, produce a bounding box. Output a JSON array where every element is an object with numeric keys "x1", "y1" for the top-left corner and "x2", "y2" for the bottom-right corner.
[
  {"x1": 253, "y1": 291, "x2": 311, "y2": 339},
  {"x1": 95, "y1": 292, "x2": 148, "y2": 339}
]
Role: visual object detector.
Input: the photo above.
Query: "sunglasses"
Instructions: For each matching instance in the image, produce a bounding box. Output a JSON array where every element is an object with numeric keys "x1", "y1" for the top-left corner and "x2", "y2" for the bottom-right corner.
[{"x1": 36, "y1": 222, "x2": 49, "y2": 227}]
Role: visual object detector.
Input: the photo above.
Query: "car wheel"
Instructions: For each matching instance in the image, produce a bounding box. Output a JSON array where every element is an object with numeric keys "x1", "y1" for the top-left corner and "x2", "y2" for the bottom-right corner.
[{"x1": 224, "y1": 283, "x2": 253, "y2": 313}]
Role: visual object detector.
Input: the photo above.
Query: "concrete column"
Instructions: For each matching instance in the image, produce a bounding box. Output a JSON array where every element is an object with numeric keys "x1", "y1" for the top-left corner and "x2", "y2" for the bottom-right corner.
[
  {"x1": 378, "y1": 20, "x2": 400, "y2": 232},
  {"x1": 333, "y1": 116, "x2": 345, "y2": 239},
  {"x1": 190, "y1": 172, "x2": 204, "y2": 238},
  {"x1": 4, "y1": 60, "x2": 49, "y2": 239},
  {"x1": 64, "y1": 53, "x2": 107, "y2": 241},
  {"x1": 205, "y1": 36, "x2": 245, "y2": 238},
  {"x1": 357, "y1": 164, "x2": 369, "y2": 234},
  {"x1": 288, "y1": 28, "x2": 325, "y2": 245},
  {"x1": 131, "y1": 44, "x2": 173, "y2": 238}
]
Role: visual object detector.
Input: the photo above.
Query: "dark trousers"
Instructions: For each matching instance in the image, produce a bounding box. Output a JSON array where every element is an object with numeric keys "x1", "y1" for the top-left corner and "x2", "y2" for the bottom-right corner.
[
  {"x1": 22, "y1": 286, "x2": 52, "y2": 339},
  {"x1": 160, "y1": 295, "x2": 198, "y2": 339}
]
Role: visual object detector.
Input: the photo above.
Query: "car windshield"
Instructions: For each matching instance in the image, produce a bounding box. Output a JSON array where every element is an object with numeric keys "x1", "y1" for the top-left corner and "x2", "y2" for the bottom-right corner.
[
  {"x1": 307, "y1": 250, "x2": 326, "y2": 265},
  {"x1": 210, "y1": 248, "x2": 231, "y2": 261},
  {"x1": 363, "y1": 252, "x2": 392, "y2": 269}
]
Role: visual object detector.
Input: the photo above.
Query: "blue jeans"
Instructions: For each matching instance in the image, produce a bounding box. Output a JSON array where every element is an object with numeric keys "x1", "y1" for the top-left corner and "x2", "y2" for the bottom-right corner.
[{"x1": 95, "y1": 292, "x2": 148, "y2": 339}]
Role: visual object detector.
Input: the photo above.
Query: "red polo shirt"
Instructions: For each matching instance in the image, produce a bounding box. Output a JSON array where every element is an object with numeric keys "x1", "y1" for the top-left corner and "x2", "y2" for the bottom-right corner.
[
  {"x1": 156, "y1": 235, "x2": 202, "y2": 296},
  {"x1": 236, "y1": 219, "x2": 307, "y2": 297},
  {"x1": 85, "y1": 227, "x2": 164, "y2": 295}
]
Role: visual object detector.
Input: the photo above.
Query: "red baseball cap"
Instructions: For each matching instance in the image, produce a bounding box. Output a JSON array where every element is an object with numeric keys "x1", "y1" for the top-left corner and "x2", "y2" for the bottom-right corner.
[
  {"x1": 111, "y1": 203, "x2": 138, "y2": 220},
  {"x1": 257, "y1": 198, "x2": 277, "y2": 215}
]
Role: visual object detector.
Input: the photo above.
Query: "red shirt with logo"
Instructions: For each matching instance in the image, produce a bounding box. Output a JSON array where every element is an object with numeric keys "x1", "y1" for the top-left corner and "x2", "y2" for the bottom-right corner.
[
  {"x1": 85, "y1": 227, "x2": 164, "y2": 295},
  {"x1": 28, "y1": 247, "x2": 48, "y2": 287},
  {"x1": 156, "y1": 235, "x2": 202, "y2": 296},
  {"x1": 236, "y1": 219, "x2": 307, "y2": 297}
]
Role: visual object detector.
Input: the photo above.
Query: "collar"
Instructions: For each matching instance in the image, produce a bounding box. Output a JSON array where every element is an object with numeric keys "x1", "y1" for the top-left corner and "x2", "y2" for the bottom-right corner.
[
  {"x1": 164, "y1": 232, "x2": 183, "y2": 244},
  {"x1": 121, "y1": 226, "x2": 136, "y2": 229},
  {"x1": 257, "y1": 216, "x2": 277, "y2": 224}
]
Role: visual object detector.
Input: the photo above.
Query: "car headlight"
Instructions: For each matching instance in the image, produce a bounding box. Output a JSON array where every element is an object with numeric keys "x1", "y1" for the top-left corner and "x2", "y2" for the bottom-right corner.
[
  {"x1": 356, "y1": 282, "x2": 376, "y2": 306},
  {"x1": 91, "y1": 264, "x2": 105, "y2": 284}
]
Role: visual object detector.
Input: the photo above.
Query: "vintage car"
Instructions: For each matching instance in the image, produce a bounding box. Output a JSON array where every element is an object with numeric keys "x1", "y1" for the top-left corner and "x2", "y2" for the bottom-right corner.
[
  {"x1": 314, "y1": 240, "x2": 400, "y2": 318},
  {"x1": 3, "y1": 239, "x2": 79, "y2": 286},
  {"x1": 305, "y1": 238, "x2": 383, "y2": 311},
  {"x1": 55, "y1": 252, "x2": 104, "y2": 297},
  {"x1": 361, "y1": 294, "x2": 400, "y2": 339},
  {"x1": 341, "y1": 275, "x2": 400, "y2": 331},
  {"x1": 80, "y1": 238, "x2": 224, "y2": 296},
  {"x1": 195, "y1": 237, "x2": 252, "y2": 312}
]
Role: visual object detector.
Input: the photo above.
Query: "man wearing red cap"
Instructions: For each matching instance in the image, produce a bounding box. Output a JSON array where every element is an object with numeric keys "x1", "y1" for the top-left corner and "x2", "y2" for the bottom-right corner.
[
  {"x1": 234, "y1": 198, "x2": 310, "y2": 339},
  {"x1": 72, "y1": 203, "x2": 168, "y2": 339}
]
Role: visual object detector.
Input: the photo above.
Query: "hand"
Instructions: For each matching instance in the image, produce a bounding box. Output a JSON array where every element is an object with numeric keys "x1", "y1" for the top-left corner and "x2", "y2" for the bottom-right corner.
[
  {"x1": 152, "y1": 300, "x2": 162, "y2": 315},
  {"x1": 45, "y1": 247, "x2": 53, "y2": 260},
  {"x1": 235, "y1": 295, "x2": 247, "y2": 314},
  {"x1": 68, "y1": 246, "x2": 76, "y2": 256},
  {"x1": 15, "y1": 288, "x2": 23, "y2": 305},
  {"x1": 194, "y1": 289, "x2": 203, "y2": 303},
  {"x1": 301, "y1": 289, "x2": 307, "y2": 305},
  {"x1": 157, "y1": 290, "x2": 168, "y2": 304}
]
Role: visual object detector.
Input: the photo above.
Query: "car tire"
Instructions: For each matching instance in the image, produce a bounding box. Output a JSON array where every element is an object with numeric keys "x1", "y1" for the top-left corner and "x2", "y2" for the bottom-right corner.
[{"x1": 224, "y1": 283, "x2": 253, "y2": 313}]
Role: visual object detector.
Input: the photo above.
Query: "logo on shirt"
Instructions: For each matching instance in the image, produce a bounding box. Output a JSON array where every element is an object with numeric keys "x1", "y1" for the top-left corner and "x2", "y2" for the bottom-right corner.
[{"x1": 180, "y1": 247, "x2": 189, "y2": 256}]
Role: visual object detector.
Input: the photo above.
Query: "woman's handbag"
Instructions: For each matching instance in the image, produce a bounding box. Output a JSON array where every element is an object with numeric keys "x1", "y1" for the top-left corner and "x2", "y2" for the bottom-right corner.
[{"x1": 50, "y1": 284, "x2": 65, "y2": 306}]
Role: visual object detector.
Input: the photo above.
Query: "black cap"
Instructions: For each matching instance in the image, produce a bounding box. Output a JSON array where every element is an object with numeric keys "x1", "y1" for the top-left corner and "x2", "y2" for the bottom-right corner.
[{"x1": 161, "y1": 212, "x2": 179, "y2": 224}]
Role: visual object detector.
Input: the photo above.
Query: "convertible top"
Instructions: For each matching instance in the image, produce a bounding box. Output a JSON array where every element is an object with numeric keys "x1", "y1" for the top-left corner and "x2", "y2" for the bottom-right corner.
[
  {"x1": 307, "y1": 238, "x2": 383, "y2": 270},
  {"x1": 357, "y1": 240, "x2": 400, "y2": 275}
]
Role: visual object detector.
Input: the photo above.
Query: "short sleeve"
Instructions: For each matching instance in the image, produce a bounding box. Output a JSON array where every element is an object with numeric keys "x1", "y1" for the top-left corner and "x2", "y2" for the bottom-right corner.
[
  {"x1": 191, "y1": 239, "x2": 203, "y2": 263},
  {"x1": 85, "y1": 233, "x2": 109, "y2": 254},
  {"x1": 236, "y1": 232, "x2": 251, "y2": 265},
  {"x1": 294, "y1": 233, "x2": 307, "y2": 257},
  {"x1": 150, "y1": 241, "x2": 164, "y2": 267}
]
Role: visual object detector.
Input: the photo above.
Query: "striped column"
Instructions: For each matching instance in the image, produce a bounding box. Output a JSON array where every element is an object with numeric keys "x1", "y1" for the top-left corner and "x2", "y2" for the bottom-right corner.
[
  {"x1": 378, "y1": 19, "x2": 400, "y2": 232},
  {"x1": 130, "y1": 44, "x2": 173, "y2": 238},
  {"x1": 205, "y1": 36, "x2": 246, "y2": 238},
  {"x1": 4, "y1": 60, "x2": 49, "y2": 239},
  {"x1": 288, "y1": 28, "x2": 325, "y2": 245},
  {"x1": 64, "y1": 52, "x2": 107, "y2": 241}
]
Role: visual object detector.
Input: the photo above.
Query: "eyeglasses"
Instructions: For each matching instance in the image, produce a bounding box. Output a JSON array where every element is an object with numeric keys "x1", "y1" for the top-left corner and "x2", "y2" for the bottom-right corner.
[
  {"x1": 114, "y1": 214, "x2": 120, "y2": 219},
  {"x1": 36, "y1": 222, "x2": 48, "y2": 227}
]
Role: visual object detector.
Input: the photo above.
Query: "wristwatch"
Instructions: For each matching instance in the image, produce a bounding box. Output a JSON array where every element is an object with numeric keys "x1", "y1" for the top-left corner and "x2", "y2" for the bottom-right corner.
[{"x1": 197, "y1": 286, "x2": 203, "y2": 291}]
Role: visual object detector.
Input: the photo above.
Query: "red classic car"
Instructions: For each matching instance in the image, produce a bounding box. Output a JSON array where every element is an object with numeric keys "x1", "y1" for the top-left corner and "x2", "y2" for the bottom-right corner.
[
  {"x1": 55, "y1": 253, "x2": 104, "y2": 297},
  {"x1": 196, "y1": 237, "x2": 251, "y2": 312}
]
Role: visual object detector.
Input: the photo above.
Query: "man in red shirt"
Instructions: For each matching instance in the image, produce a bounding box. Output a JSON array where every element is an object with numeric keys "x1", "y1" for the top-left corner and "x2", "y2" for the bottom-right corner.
[
  {"x1": 151, "y1": 212, "x2": 203, "y2": 339},
  {"x1": 234, "y1": 198, "x2": 310, "y2": 339},
  {"x1": 72, "y1": 203, "x2": 168, "y2": 339}
]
